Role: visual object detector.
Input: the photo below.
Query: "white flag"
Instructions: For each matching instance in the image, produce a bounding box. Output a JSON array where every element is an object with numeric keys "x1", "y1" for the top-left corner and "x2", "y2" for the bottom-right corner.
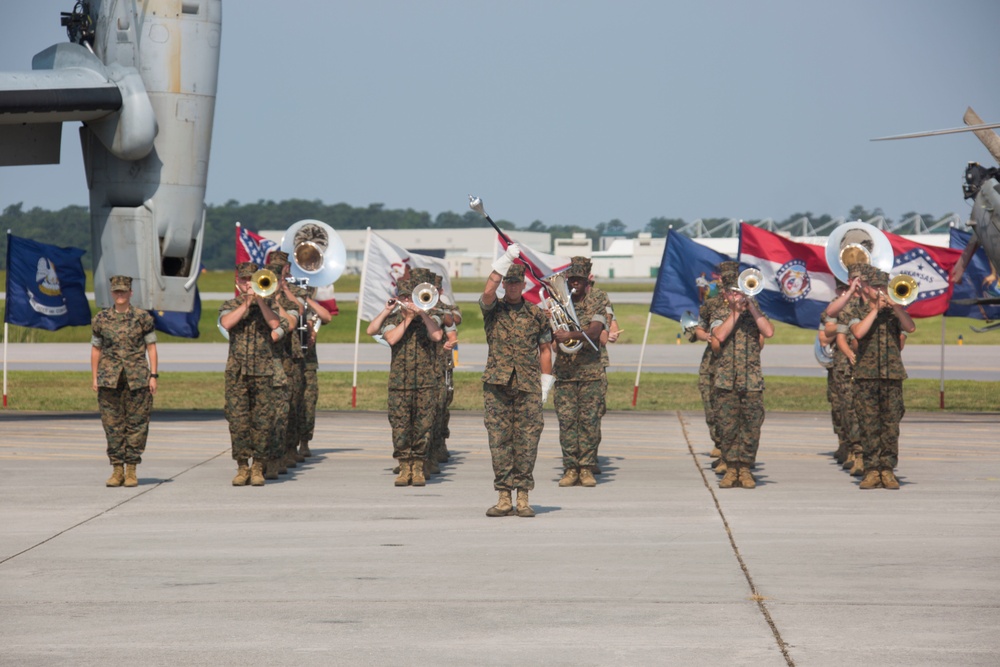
[{"x1": 359, "y1": 231, "x2": 454, "y2": 322}]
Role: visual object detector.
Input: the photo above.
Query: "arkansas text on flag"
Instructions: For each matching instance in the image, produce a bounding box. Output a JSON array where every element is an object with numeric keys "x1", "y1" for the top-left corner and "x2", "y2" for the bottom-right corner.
[
  {"x1": 4, "y1": 233, "x2": 91, "y2": 331},
  {"x1": 946, "y1": 228, "x2": 1000, "y2": 321},
  {"x1": 358, "y1": 231, "x2": 454, "y2": 322},
  {"x1": 649, "y1": 230, "x2": 733, "y2": 321},
  {"x1": 495, "y1": 235, "x2": 571, "y2": 305}
]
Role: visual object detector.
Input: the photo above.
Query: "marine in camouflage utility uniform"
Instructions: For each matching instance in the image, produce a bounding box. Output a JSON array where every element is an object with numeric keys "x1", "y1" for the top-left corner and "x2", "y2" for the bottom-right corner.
[
  {"x1": 553, "y1": 269, "x2": 607, "y2": 480},
  {"x1": 481, "y1": 265, "x2": 552, "y2": 494},
  {"x1": 848, "y1": 266, "x2": 914, "y2": 489},
  {"x1": 92, "y1": 276, "x2": 157, "y2": 469},
  {"x1": 695, "y1": 294, "x2": 724, "y2": 453},
  {"x1": 219, "y1": 264, "x2": 288, "y2": 470}
]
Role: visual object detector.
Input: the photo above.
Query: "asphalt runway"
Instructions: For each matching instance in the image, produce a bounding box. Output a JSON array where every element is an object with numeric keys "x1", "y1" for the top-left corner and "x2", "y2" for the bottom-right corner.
[
  {"x1": 6, "y1": 342, "x2": 1000, "y2": 380},
  {"x1": 1, "y1": 409, "x2": 998, "y2": 665}
]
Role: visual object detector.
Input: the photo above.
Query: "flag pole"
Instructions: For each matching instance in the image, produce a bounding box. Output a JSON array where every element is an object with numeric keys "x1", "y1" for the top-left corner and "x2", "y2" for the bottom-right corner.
[
  {"x1": 633, "y1": 311, "x2": 653, "y2": 406},
  {"x1": 939, "y1": 315, "x2": 946, "y2": 409},
  {"x1": 4, "y1": 230, "x2": 10, "y2": 408},
  {"x1": 351, "y1": 228, "x2": 373, "y2": 408}
]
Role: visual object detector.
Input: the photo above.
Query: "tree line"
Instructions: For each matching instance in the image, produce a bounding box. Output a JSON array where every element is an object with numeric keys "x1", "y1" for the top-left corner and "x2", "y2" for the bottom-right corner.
[{"x1": 0, "y1": 200, "x2": 944, "y2": 271}]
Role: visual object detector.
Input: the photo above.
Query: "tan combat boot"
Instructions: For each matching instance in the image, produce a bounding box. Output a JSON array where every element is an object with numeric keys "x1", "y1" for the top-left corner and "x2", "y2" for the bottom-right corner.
[
  {"x1": 710, "y1": 447, "x2": 722, "y2": 459},
  {"x1": 881, "y1": 468, "x2": 900, "y2": 490},
  {"x1": 842, "y1": 450, "x2": 855, "y2": 470},
  {"x1": 299, "y1": 441, "x2": 312, "y2": 458},
  {"x1": 719, "y1": 466, "x2": 738, "y2": 488},
  {"x1": 250, "y1": 460, "x2": 266, "y2": 486},
  {"x1": 714, "y1": 459, "x2": 727, "y2": 475},
  {"x1": 123, "y1": 464, "x2": 138, "y2": 488},
  {"x1": 425, "y1": 457, "x2": 440, "y2": 475},
  {"x1": 859, "y1": 469, "x2": 882, "y2": 490},
  {"x1": 485, "y1": 490, "x2": 513, "y2": 517},
  {"x1": 232, "y1": 460, "x2": 250, "y2": 486},
  {"x1": 106, "y1": 464, "x2": 125, "y2": 487},
  {"x1": 264, "y1": 460, "x2": 279, "y2": 480},
  {"x1": 738, "y1": 465, "x2": 756, "y2": 489},
  {"x1": 558, "y1": 468, "x2": 579, "y2": 487},
  {"x1": 579, "y1": 468, "x2": 597, "y2": 487},
  {"x1": 394, "y1": 460, "x2": 412, "y2": 487},
  {"x1": 849, "y1": 455, "x2": 865, "y2": 477},
  {"x1": 411, "y1": 459, "x2": 427, "y2": 486},
  {"x1": 515, "y1": 489, "x2": 535, "y2": 518}
]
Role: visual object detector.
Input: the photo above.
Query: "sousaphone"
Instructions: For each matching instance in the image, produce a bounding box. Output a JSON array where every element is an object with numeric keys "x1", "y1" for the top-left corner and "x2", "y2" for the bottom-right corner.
[
  {"x1": 824, "y1": 221, "x2": 894, "y2": 283},
  {"x1": 280, "y1": 219, "x2": 347, "y2": 286}
]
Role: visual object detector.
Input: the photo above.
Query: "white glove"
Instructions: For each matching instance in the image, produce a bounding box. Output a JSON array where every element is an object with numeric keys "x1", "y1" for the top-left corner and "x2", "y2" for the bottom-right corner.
[
  {"x1": 540, "y1": 373, "x2": 555, "y2": 404},
  {"x1": 492, "y1": 243, "x2": 521, "y2": 277}
]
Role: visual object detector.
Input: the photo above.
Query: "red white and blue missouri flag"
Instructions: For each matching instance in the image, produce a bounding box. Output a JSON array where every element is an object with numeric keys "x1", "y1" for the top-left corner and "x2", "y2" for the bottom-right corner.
[
  {"x1": 737, "y1": 224, "x2": 835, "y2": 329},
  {"x1": 738, "y1": 223, "x2": 962, "y2": 329}
]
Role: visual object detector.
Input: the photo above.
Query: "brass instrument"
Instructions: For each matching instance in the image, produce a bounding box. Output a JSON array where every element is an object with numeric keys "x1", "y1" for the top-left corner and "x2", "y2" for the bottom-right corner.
[
  {"x1": 887, "y1": 274, "x2": 919, "y2": 306},
  {"x1": 413, "y1": 282, "x2": 440, "y2": 311},
  {"x1": 280, "y1": 219, "x2": 347, "y2": 287},
  {"x1": 251, "y1": 268, "x2": 278, "y2": 297},
  {"x1": 545, "y1": 272, "x2": 598, "y2": 354},
  {"x1": 738, "y1": 268, "x2": 764, "y2": 296},
  {"x1": 824, "y1": 221, "x2": 894, "y2": 283},
  {"x1": 814, "y1": 332, "x2": 835, "y2": 368},
  {"x1": 680, "y1": 310, "x2": 699, "y2": 333}
]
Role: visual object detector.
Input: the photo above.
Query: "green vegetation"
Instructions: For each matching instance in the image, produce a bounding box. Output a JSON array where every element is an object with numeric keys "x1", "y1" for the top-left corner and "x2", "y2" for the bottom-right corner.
[{"x1": 2, "y1": 371, "x2": 995, "y2": 413}]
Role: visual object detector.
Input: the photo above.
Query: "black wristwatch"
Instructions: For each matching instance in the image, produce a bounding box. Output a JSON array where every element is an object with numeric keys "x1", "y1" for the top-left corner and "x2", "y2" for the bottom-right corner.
[{"x1": 150, "y1": 373, "x2": 159, "y2": 378}]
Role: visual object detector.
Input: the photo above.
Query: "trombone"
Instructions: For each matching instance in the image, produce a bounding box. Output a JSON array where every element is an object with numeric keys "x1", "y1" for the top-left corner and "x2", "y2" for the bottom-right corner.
[
  {"x1": 412, "y1": 282, "x2": 440, "y2": 311},
  {"x1": 250, "y1": 268, "x2": 278, "y2": 297},
  {"x1": 887, "y1": 274, "x2": 919, "y2": 306},
  {"x1": 738, "y1": 268, "x2": 764, "y2": 296}
]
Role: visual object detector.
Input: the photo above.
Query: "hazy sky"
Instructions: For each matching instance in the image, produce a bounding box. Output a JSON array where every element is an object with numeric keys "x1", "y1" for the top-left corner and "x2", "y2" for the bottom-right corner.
[{"x1": 2, "y1": 0, "x2": 1000, "y2": 232}]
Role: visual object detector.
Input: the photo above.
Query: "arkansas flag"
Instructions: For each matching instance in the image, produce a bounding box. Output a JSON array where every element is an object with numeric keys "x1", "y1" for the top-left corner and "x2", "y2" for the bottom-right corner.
[
  {"x1": 495, "y1": 235, "x2": 571, "y2": 305},
  {"x1": 739, "y1": 223, "x2": 963, "y2": 329}
]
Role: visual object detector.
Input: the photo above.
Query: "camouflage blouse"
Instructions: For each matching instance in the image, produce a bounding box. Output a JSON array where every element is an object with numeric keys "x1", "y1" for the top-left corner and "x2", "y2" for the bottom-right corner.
[
  {"x1": 481, "y1": 297, "x2": 552, "y2": 393},
  {"x1": 91, "y1": 305, "x2": 156, "y2": 389},
  {"x1": 381, "y1": 310, "x2": 443, "y2": 390},
  {"x1": 709, "y1": 299, "x2": 767, "y2": 392},
  {"x1": 589, "y1": 287, "x2": 616, "y2": 368},
  {"x1": 848, "y1": 302, "x2": 908, "y2": 381},
  {"x1": 220, "y1": 297, "x2": 286, "y2": 382},
  {"x1": 696, "y1": 296, "x2": 723, "y2": 379},
  {"x1": 554, "y1": 290, "x2": 607, "y2": 381}
]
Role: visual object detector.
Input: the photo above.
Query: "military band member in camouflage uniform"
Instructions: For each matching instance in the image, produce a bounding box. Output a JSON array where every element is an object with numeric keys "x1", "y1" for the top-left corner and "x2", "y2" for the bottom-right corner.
[
  {"x1": 553, "y1": 257, "x2": 607, "y2": 488},
  {"x1": 826, "y1": 266, "x2": 865, "y2": 475},
  {"x1": 219, "y1": 261, "x2": 289, "y2": 487},
  {"x1": 266, "y1": 252, "x2": 301, "y2": 478},
  {"x1": 437, "y1": 278, "x2": 461, "y2": 465},
  {"x1": 91, "y1": 275, "x2": 158, "y2": 488},
  {"x1": 371, "y1": 277, "x2": 443, "y2": 486},
  {"x1": 482, "y1": 245, "x2": 553, "y2": 517},
  {"x1": 710, "y1": 270, "x2": 774, "y2": 489},
  {"x1": 699, "y1": 261, "x2": 737, "y2": 473},
  {"x1": 589, "y1": 275, "x2": 619, "y2": 474},
  {"x1": 298, "y1": 285, "x2": 333, "y2": 458},
  {"x1": 848, "y1": 266, "x2": 915, "y2": 490}
]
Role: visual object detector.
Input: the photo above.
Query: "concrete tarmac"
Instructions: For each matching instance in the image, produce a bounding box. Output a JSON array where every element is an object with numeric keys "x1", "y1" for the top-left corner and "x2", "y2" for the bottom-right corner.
[{"x1": 1, "y1": 409, "x2": 998, "y2": 666}]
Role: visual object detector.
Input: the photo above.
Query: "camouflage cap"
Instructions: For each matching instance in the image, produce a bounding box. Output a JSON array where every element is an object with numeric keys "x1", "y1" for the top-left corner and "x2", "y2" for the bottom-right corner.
[
  {"x1": 502, "y1": 263, "x2": 526, "y2": 283},
  {"x1": 268, "y1": 250, "x2": 289, "y2": 269},
  {"x1": 869, "y1": 268, "x2": 889, "y2": 288},
  {"x1": 236, "y1": 262, "x2": 258, "y2": 279},
  {"x1": 717, "y1": 260, "x2": 740, "y2": 286},
  {"x1": 846, "y1": 262, "x2": 866, "y2": 281},
  {"x1": 410, "y1": 267, "x2": 433, "y2": 284},
  {"x1": 396, "y1": 278, "x2": 414, "y2": 297},
  {"x1": 109, "y1": 275, "x2": 132, "y2": 291},
  {"x1": 565, "y1": 256, "x2": 592, "y2": 279}
]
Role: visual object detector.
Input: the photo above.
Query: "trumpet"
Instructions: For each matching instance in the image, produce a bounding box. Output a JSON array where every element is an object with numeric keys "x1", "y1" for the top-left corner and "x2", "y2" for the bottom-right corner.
[
  {"x1": 738, "y1": 268, "x2": 764, "y2": 296},
  {"x1": 412, "y1": 282, "x2": 439, "y2": 311},
  {"x1": 887, "y1": 274, "x2": 918, "y2": 306},
  {"x1": 251, "y1": 268, "x2": 278, "y2": 297},
  {"x1": 680, "y1": 310, "x2": 699, "y2": 332}
]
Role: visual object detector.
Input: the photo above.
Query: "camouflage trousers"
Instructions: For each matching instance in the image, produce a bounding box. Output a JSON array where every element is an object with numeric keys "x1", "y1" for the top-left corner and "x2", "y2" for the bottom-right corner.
[
  {"x1": 225, "y1": 370, "x2": 283, "y2": 462},
  {"x1": 699, "y1": 372, "x2": 719, "y2": 448},
  {"x1": 829, "y1": 368, "x2": 860, "y2": 452},
  {"x1": 483, "y1": 382, "x2": 543, "y2": 491},
  {"x1": 98, "y1": 373, "x2": 152, "y2": 465},
  {"x1": 301, "y1": 366, "x2": 318, "y2": 443},
  {"x1": 428, "y1": 373, "x2": 451, "y2": 460},
  {"x1": 853, "y1": 379, "x2": 905, "y2": 470},
  {"x1": 387, "y1": 388, "x2": 437, "y2": 461},
  {"x1": 553, "y1": 379, "x2": 604, "y2": 470},
  {"x1": 276, "y1": 359, "x2": 305, "y2": 458},
  {"x1": 713, "y1": 388, "x2": 765, "y2": 465}
]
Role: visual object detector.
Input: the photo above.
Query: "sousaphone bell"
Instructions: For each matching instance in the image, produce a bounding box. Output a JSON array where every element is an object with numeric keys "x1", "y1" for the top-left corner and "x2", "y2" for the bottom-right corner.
[
  {"x1": 825, "y1": 221, "x2": 894, "y2": 283},
  {"x1": 280, "y1": 219, "x2": 347, "y2": 286}
]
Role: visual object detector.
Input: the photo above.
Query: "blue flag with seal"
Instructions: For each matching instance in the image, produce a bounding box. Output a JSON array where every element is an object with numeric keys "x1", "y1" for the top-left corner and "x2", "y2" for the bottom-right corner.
[
  {"x1": 946, "y1": 228, "x2": 1000, "y2": 320},
  {"x1": 149, "y1": 283, "x2": 202, "y2": 338},
  {"x1": 4, "y1": 233, "x2": 91, "y2": 330},
  {"x1": 650, "y1": 229, "x2": 733, "y2": 320}
]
